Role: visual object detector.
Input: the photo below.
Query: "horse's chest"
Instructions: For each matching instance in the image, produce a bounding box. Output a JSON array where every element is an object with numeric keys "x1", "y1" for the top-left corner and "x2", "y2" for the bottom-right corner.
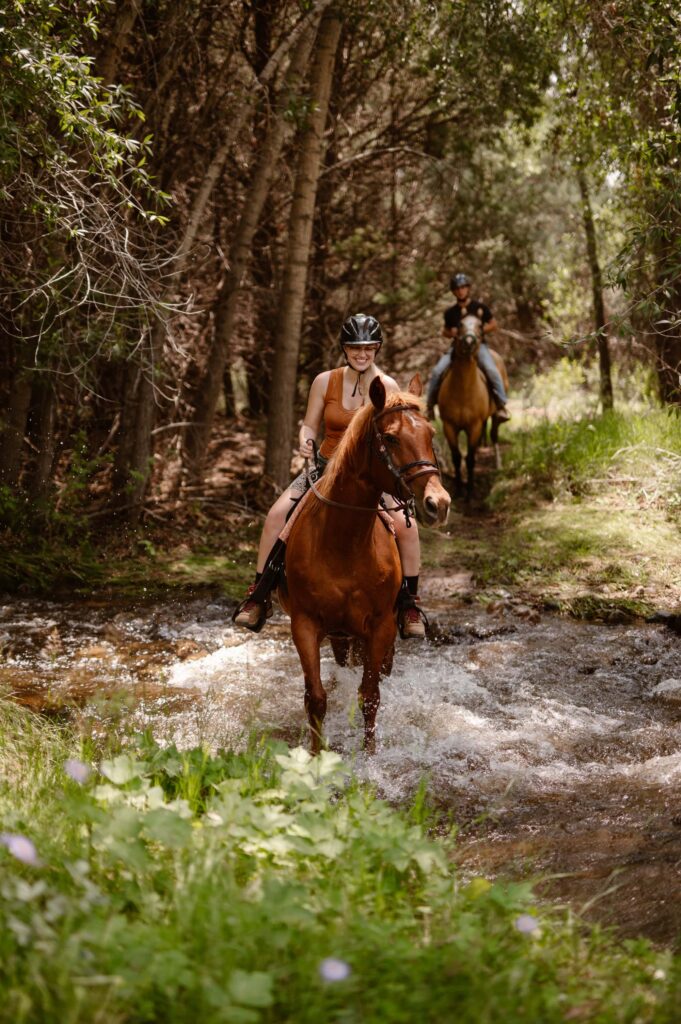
[{"x1": 286, "y1": 522, "x2": 399, "y2": 626}]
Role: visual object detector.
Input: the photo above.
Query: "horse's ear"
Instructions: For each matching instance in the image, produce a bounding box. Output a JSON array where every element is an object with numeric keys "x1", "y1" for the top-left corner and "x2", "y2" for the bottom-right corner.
[
  {"x1": 407, "y1": 373, "x2": 423, "y2": 397},
  {"x1": 369, "y1": 375, "x2": 386, "y2": 411}
]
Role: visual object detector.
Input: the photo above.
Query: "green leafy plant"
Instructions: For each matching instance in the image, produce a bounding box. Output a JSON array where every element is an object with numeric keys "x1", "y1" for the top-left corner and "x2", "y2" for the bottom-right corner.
[{"x1": 1, "y1": 701, "x2": 679, "y2": 1023}]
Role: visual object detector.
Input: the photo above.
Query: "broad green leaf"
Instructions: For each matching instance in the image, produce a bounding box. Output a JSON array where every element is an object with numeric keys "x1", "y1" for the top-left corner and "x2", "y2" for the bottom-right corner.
[
  {"x1": 144, "y1": 809, "x2": 192, "y2": 848},
  {"x1": 99, "y1": 754, "x2": 141, "y2": 785},
  {"x1": 229, "y1": 969, "x2": 274, "y2": 1008}
]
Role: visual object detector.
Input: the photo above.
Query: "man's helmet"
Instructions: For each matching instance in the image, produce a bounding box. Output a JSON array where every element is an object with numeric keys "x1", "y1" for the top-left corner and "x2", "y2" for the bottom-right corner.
[
  {"x1": 339, "y1": 313, "x2": 383, "y2": 350},
  {"x1": 450, "y1": 272, "x2": 471, "y2": 290}
]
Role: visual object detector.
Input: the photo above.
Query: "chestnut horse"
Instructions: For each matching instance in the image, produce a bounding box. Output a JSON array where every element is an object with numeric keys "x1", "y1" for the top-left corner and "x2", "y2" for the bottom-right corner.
[
  {"x1": 279, "y1": 375, "x2": 450, "y2": 754},
  {"x1": 438, "y1": 314, "x2": 509, "y2": 499}
]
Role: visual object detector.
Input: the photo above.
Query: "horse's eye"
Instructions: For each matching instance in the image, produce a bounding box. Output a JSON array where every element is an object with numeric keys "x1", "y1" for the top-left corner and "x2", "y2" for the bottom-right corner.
[{"x1": 384, "y1": 434, "x2": 399, "y2": 447}]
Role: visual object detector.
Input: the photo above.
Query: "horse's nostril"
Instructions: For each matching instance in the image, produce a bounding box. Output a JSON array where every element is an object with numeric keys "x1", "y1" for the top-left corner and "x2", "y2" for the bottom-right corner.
[{"x1": 425, "y1": 497, "x2": 438, "y2": 517}]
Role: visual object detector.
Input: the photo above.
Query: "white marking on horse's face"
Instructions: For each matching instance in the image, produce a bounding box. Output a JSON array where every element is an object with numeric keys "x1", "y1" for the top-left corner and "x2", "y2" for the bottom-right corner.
[{"x1": 405, "y1": 412, "x2": 417, "y2": 428}]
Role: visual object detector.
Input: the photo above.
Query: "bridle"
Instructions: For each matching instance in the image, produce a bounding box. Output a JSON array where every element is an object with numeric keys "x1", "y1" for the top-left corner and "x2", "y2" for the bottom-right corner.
[{"x1": 306, "y1": 404, "x2": 441, "y2": 527}]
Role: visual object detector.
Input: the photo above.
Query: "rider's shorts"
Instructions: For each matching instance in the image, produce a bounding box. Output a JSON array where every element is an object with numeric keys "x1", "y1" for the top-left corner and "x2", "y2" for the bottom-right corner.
[{"x1": 288, "y1": 454, "x2": 330, "y2": 498}]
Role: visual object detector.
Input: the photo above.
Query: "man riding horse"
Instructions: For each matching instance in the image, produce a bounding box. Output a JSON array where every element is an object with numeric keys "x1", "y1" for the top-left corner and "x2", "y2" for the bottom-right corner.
[{"x1": 426, "y1": 272, "x2": 510, "y2": 423}]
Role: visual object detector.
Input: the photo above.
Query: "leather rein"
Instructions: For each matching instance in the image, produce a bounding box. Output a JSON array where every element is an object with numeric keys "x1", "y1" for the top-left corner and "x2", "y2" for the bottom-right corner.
[{"x1": 305, "y1": 404, "x2": 441, "y2": 527}]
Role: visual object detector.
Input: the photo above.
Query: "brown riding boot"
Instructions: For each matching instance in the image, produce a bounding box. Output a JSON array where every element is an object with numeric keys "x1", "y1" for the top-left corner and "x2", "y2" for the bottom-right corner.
[
  {"x1": 495, "y1": 404, "x2": 511, "y2": 423},
  {"x1": 397, "y1": 595, "x2": 427, "y2": 639},
  {"x1": 233, "y1": 583, "x2": 273, "y2": 631}
]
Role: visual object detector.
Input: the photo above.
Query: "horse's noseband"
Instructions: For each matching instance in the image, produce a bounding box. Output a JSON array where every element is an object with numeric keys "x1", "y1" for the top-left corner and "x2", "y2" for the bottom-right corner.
[{"x1": 371, "y1": 404, "x2": 441, "y2": 526}]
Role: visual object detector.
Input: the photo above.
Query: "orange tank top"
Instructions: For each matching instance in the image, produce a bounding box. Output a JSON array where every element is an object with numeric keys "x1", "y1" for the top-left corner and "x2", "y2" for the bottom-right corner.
[{"x1": 319, "y1": 367, "x2": 356, "y2": 458}]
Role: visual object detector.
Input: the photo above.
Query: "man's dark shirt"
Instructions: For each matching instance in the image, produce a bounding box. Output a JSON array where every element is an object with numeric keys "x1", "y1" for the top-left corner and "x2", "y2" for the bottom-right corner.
[{"x1": 444, "y1": 299, "x2": 493, "y2": 332}]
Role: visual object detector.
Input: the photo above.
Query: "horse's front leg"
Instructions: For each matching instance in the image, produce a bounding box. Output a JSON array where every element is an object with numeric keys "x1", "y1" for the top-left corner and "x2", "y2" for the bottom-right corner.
[
  {"x1": 465, "y1": 443, "x2": 477, "y2": 501},
  {"x1": 359, "y1": 619, "x2": 396, "y2": 754},
  {"x1": 450, "y1": 444, "x2": 463, "y2": 497},
  {"x1": 291, "y1": 614, "x2": 326, "y2": 755}
]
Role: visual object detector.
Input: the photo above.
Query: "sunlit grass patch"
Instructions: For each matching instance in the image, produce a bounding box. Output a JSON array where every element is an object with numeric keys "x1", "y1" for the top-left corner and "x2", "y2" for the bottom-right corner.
[
  {"x1": 499, "y1": 406, "x2": 681, "y2": 516},
  {"x1": 473, "y1": 502, "x2": 677, "y2": 613}
]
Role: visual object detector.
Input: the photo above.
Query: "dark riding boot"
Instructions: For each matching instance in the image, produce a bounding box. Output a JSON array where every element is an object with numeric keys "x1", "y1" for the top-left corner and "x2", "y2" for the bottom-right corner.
[{"x1": 232, "y1": 539, "x2": 287, "y2": 633}]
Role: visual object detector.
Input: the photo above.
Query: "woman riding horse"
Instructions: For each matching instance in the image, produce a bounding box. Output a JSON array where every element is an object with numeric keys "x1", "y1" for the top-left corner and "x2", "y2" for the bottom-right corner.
[
  {"x1": 280, "y1": 374, "x2": 450, "y2": 752},
  {"x1": 234, "y1": 314, "x2": 428, "y2": 637}
]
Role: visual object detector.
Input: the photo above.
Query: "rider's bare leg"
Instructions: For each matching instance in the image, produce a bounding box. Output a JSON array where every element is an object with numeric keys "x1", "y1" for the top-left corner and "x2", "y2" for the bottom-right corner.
[
  {"x1": 256, "y1": 488, "x2": 296, "y2": 573},
  {"x1": 388, "y1": 506, "x2": 426, "y2": 639},
  {"x1": 389, "y1": 508, "x2": 420, "y2": 576}
]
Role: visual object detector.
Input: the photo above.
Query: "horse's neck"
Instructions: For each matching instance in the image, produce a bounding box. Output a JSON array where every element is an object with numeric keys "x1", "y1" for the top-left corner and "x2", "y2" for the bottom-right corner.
[
  {"x1": 323, "y1": 447, "x2": 383, "y2": 522},
  {"x1": 449, "y1": 352, "x2": 479, "y2": 383}
]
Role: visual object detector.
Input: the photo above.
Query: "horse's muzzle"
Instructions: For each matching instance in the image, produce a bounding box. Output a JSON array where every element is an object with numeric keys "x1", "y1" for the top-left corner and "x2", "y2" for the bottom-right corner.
[{"x1": 420, "y1": 477, "x2": 451, "y2": 526}]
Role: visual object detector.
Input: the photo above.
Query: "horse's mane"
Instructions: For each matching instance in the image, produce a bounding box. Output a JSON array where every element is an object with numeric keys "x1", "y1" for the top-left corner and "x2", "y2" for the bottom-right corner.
[{"x1": 319, "y1": 389, "x2": 423, "y2": 494}]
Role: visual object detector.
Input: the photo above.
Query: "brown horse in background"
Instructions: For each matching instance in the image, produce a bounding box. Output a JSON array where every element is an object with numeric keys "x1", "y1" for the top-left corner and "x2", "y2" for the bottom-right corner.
[
  {"x1": 438, "y1": 314, "x2": 509, "y2": 499},
  {"x1": 279, "y1": 375, "x2": 450, "y2": 754}
]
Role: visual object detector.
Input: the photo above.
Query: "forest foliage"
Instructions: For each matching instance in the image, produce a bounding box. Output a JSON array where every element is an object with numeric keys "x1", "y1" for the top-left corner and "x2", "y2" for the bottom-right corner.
[{"x1": 1, "y1": 0, "x2": 680, "y2": 530}]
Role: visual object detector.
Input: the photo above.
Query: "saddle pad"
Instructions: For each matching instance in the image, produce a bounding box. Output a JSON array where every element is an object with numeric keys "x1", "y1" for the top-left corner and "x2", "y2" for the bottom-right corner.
[{"x1": 279, "y1": 485, "x2": 395, "y2": 543}]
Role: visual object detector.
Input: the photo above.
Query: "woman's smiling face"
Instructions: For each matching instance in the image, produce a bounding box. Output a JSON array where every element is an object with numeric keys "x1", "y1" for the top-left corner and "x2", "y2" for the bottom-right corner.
[{"x1": 344, "y1": 343, "x2": 380, "y2": 372}]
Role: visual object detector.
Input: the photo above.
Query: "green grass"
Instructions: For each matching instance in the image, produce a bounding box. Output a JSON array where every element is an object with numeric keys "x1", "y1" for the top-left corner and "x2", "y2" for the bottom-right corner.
[
  {"x1": 0, "y1": 527, "x2": 259, "y2": 600},
  {"x1": 498, "y1": 407, "x2": 681, "y2": 510},
  {"x1": 425, "y1": 401, "x2": 681, "y2": 616},
  {"x1": 1, "y1": 701, "x2": 680, "y2": 1023}
]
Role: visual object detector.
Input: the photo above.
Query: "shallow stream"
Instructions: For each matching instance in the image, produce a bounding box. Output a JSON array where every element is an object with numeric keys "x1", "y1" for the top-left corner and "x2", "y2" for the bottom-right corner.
[{"x1": 2, "y1": 594, "x2": 680, "y2": 943}]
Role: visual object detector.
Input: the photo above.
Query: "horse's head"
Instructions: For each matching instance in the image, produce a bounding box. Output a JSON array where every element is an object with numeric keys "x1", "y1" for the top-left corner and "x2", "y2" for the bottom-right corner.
[
  {"x1": 454, "y1": 314, "x2": 482, "y2": 361},
  {"x1": 369, "y1": 375, "x2": 450, "y2": 527}
]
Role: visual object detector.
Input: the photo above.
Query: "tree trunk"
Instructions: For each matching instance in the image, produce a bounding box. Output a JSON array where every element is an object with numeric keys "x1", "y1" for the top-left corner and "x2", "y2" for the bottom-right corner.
[
  {"x1": 112, "y1": 325, "x2": 162, "y2": 520},
  {"x1": 182, "y1": 16, "x2": 322, "y2": 480},
  {"x1": 223, "y1": 363, "x2": 236, "y2": 419},
  {"x1": 26, "y1": 377, "x2": 57, "y2": 501},
  {"x1": 0, "y1": 364, "x2": 32, "y2": 489},
  {"x1": 655, "y1": 290, "x2": 681, "y2": 405},
  {"x1": 98, "y1": 0, "x2": 142, "y2": 85},
  {"x1": 264, "y1": 12, "x2": 343, "y2": 488},
  {"x1": 175, "y1": 0, "x2": 334, "y2": 276},
  {"x1": 576, "y1": 164, "x2": 614, "y2": 411}
]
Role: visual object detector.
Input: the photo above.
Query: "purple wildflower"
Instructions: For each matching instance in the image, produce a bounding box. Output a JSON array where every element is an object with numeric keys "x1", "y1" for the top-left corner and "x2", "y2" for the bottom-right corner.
[
  {"x1": 515, "y1": 913, "x2": 539, "y2": 934},
  {"x1": 319, "y1": 957, "x2": 351, "y2": 982},
  {"x1": 64, "y1": 759, "x2": 91, "y2": 785},
  {"x1": 0, "y1": 833, "x2": 41, "y2": 866}
]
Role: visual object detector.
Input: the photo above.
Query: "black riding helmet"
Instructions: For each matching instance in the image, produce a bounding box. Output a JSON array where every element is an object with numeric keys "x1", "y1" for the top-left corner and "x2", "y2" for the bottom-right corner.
[
  {"x1": 450, "y1": 272, "x2": 471, "y2": 290},
  {"x1": 339, "y1": 314, "x2": 383, "y2": 396},
  {"x1": 339, "y1": 313, "x2": 383, "y2": 352}
]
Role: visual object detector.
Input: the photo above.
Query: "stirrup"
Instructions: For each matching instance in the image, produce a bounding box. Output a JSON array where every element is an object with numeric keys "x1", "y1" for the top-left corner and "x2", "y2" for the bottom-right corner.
[{"x1": 232, "y1": 593, "x2": 273, "y2": 633}]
